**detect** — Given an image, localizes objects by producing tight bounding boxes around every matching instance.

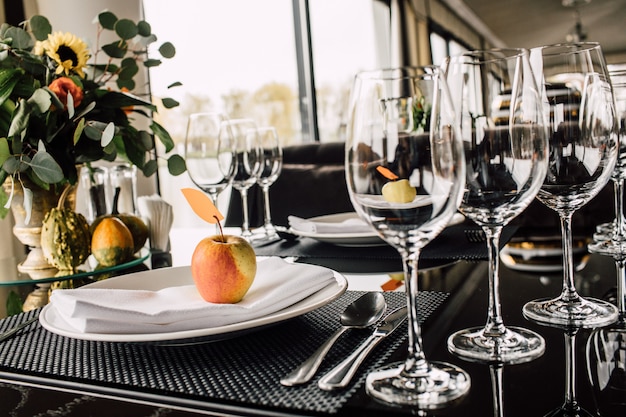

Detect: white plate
[289,212,465,247]
[39,262,348,343]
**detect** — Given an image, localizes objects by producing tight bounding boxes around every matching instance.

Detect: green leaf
[2,155,20,174]
[115,19,138,40]
[142,159,157,177]
[158,42,176,58]
[116,78,135,91]
[29,15,52,41]
[143,58,162,68]
[98,11,118,30]
[0,68,21,108]
[27,88,51,114]
[161,97,179,109]
[0,137,9,166]
[98,90,155,110]
[137,20,151,36]
[102,41,128,59]
[5,26,33,50]
[167,81,183,89]
[137,130,154,151]
[167,154,186,175]
[101,122,115,147]
[29,151,64,183]
[118,57,139,80]
[8,99,31,137]
[84,121,110,140]
[6,291,23,316]
[73,117,85,145]
[150,121,174,152]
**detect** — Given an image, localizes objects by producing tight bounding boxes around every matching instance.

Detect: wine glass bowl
[523,42,619,328]
[184,111,237,207]
[346,66,470,408]
[443,48,548,364]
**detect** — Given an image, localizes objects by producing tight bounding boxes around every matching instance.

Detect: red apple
[190,235,257,303]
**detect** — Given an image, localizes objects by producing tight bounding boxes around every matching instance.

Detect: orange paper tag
[376,165,399,180]
[181,188,224,224]
[381,279,403,291]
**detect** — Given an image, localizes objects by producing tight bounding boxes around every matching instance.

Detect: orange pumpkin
[91,217,135,266]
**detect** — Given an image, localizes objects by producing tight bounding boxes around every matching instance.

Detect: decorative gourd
[90,187,149,253]
[40,185,91,271]
[91,217,135,266]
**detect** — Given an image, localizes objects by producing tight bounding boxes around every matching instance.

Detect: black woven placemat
[0,291,448,415]
[254,224,518,273]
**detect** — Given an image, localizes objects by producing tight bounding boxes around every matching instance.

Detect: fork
[0,316,39,342]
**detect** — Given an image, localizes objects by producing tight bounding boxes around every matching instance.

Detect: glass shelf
[0,248,150,287]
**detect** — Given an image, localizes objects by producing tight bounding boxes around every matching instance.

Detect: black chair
[225,142,355,228]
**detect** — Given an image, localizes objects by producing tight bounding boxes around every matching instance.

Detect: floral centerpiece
[0,11,186,218]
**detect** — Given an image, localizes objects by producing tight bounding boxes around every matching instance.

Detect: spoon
[280,292,386,386]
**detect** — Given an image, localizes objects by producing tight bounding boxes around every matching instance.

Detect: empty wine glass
[346,66,470,408]
[253,126,283,242]
[443,48,548,364]
[227,118,263,240]
[585,67,626,409]
[592,68,626,245]
[184,112,237,227]
[523,42,620,327]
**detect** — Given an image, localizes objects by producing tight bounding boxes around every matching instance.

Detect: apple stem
[214,215,226,242]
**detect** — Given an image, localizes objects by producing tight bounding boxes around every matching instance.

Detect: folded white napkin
[288,214,372,234]
[49,257,335,334]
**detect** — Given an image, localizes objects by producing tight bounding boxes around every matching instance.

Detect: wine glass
[184,112,237,227]
[585,70,626,411]
[345,66,470,408]
[227,118,263,240]
[442,48,548,364]
[252,126,283,242]
[523,42,620,327]
[592,68,626,244]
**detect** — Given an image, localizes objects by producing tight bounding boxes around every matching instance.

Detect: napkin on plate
[288,214,373,234]
[48,257,336,334]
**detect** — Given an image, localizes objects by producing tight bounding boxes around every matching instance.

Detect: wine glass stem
[616,258,626,319]
[489,364,504,417]
[401,252,430,377]
[262,185,275,231]
[614,178,626,238]
[563,329,580,412]
[559,213,581,302]
[239,189,251,236]
[483,226,506,336]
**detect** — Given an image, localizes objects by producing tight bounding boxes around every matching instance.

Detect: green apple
[191,235,257,303]
[381,179,416,203]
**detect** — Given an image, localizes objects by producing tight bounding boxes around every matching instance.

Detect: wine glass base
[543,404,594,417]
[523,297,619,328]
[365,361,470,409]
[447,326,545,364]
[588,238,626,258]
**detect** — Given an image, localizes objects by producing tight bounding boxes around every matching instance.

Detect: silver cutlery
[0,315,39,343]
[318,305,407,391]
[280,292,386,386]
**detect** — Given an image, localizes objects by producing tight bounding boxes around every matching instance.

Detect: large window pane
[143,0,299,226]
[309,0,389,142]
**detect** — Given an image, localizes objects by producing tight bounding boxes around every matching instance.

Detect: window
[142,0,390,227]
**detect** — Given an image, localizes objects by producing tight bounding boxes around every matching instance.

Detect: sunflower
[36,31,90,78]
